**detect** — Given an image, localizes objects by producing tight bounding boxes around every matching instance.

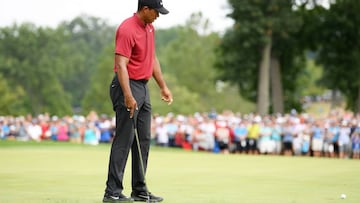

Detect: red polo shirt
[114,14,155,80]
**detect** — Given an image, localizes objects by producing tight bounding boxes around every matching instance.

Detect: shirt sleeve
[114,26,134,58]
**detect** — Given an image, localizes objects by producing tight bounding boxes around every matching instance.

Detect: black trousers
[105,75,151,196]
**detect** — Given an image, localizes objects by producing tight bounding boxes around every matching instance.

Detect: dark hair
[137,0,146,12]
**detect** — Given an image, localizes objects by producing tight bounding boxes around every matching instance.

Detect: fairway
[0,141,359,203]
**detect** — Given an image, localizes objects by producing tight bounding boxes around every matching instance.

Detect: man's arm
[152,56,173,105]
[115,54,137,118]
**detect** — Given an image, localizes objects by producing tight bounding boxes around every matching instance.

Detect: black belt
[114,73,148,84]
[131,79,148,84]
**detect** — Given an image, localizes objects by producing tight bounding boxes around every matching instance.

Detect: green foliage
[1,3,359,116]
[215,28,260,101]
[58,15,115,109]
[160,27,217,95]
[298,59,326,96]
[0,15,116,116]
[0,23,72,115]
[149,73,203,115]
[299,0,360,112]
[81,45,115,115]
[0,74,25,115]
[155,27,179,50]
[319,1,360,112]
[216,0,306,112]
[158,13,249,113]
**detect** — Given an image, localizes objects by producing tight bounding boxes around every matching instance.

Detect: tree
[0,23,72,115]
[81,45,114,115]
[216,0,306,115]
[159,12,251,113]
[0,13,256,116]
[306,0,360,112]
[296,0,360,113]
[0,74,25,115]
[58,15,115,110]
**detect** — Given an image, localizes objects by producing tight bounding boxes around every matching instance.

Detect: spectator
[311,122,325,157]
[323,126,334,158]
[1,119,10,139]
[98,115,112,143]
[247,116,261,155]
[68,117,81,143]
[351,125,360,159]
[282,119,294,156]
[39,114,51,140]
[271,119,283,155]
[338,121,352,159]
[197,117,217,152]
[192,126,215,152]
[259,119,274,155]
[7,120,18,140]
[165,117,178,147]
[27,119,42,142]
[57,119,69,141]
[177,116,193,150]
[155,122,168,147]
[49,117,59,141]
[328,120,340,158]
[233,120,248,154]
[301,122,311,156]
[173,125,186,149]
[292,117,304,156]
[215,118,231,154]
[83,122,99,145]
[17,120,29,141]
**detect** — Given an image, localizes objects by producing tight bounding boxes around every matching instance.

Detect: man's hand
[125,95,137,118]
[161,86,173,105]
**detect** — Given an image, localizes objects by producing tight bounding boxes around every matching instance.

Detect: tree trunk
[330,89,342,109]
[270,56,284,114]
[257,38,272,116]
[330,89,339,109]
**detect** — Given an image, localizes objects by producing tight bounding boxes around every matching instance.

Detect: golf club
[132,118,150,203]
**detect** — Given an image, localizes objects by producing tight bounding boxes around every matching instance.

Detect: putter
[132,118,150,203]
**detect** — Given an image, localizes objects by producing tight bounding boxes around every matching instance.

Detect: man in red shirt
[103,0,172,202]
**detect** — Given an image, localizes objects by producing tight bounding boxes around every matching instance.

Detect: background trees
[156,13,253,115]
[300,0,360,112]
[0,0,359,116]
[0,23,73,115]
[216,0,360,114]
[216,0,307,115]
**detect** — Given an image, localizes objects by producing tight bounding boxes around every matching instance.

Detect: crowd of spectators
[1,109,359,159]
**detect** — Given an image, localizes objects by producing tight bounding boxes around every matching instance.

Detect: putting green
[0,141,359,203]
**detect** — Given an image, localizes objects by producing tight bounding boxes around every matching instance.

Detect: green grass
[1,140,360,203]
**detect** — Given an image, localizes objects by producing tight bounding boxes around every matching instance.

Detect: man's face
[144,7,159,23]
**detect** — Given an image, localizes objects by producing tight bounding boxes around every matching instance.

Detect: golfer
[103,0,172,202]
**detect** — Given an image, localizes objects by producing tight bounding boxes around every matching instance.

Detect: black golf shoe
[103,193,134,202]
[131,191,163,202]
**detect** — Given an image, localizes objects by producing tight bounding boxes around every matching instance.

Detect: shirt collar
[133,13,147,28]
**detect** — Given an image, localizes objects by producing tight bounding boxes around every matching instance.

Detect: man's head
[138,0,169,15]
